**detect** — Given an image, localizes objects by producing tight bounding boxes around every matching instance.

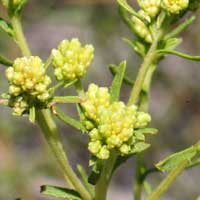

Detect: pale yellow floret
[12,97,28,116]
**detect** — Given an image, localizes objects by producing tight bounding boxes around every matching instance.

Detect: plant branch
[11,16,31,57]
[127,31,163,106]
[11,14,91,200]
[157,49,200,61]
[146,160,188,200]
[0,54,13,66]
[165,16,195,39]
[95,152,118,200]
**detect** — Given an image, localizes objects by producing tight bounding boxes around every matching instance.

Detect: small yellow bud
[97,146,110,160]
[119,144,131,155]
[131,12,153,43]
[139,0,161,18]
[88,141,102,154]
[135,112,151,128]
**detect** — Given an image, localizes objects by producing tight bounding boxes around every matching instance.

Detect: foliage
[0,0,199,200]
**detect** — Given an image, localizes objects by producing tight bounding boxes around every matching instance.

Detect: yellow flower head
[81,84,152,160]
[6,56,51,101]
[162,0,189,14]
[52,38,94,81]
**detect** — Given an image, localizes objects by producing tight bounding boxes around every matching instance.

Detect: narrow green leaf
[0,18,15,38]
[29,106,35,123]
[76,104,86,122]
[123,38,146,57]
[187,158,200,169]
[157,49,200,61]
[52,96,82,104]
[40,185,82,200]
[134,128,158,135]
[54,107,85,132]
[117,0,147,23]
[163,38,182,50]
[109,61,126,102]
[165,16,196,39]
[118,6,136,33]
[64,79,78,88]
[0,54,13,66]
[77,165,94,196]
[156,145,199,172]
[109,64,134,86]
[132,142,150,153]
[135,131,145,141]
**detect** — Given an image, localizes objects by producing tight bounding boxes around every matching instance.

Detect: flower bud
[131,11,153,43]
[138,0,161,18]
[135,112,151,128]
[97,146,110,160]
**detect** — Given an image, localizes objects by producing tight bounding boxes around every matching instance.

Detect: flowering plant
[0,0,200,200]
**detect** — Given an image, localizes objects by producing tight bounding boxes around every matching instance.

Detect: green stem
[11,16,31,57]
[128,31,163,106]
[146,160,188,200]
[139,64,156,111]
[134,154,146,200]
[133,65,157,200]
[37,110,91,200]
[131,37,162,200]
[95,152,118,200]
[11,15,91,200]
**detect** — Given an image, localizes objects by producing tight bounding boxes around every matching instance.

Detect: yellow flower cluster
[139,0,161,18]
[52,38,94,81]
[6,56,51,101]
[10,96,28,116]
[81,84,151,160]
[162,0,189,14]
[5,56,51,116]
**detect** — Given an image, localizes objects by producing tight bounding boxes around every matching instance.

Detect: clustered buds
[131,0,190,43]
[52,38,94,81]
[138,0,161,18]
[5,56,51,115]
[81,84,151,160]
[162,0,189,14]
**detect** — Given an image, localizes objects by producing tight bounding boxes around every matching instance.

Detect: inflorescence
[52,38,94,81]
[131,0,190,43]
[4,56,51,115]
[81,84,151,160]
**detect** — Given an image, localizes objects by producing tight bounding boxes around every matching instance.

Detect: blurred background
[0,0,200,199]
